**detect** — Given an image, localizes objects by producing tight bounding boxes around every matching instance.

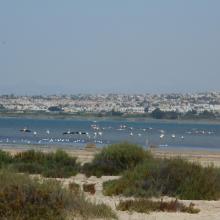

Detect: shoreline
[1,112,220,124]
[151,147,220,167]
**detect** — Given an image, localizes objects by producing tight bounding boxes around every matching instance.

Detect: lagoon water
[0,117,220,151]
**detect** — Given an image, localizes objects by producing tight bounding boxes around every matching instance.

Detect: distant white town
[0,92,220,116]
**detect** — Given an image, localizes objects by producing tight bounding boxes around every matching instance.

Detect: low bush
[0,150,13,168]
[14,149,47,163]
[12,149,80,178]
[117,199,200,214]
[0,170,117,220]
[0,169,72,220]
[103,157,220,200]
[74,200,117,220]
[103,158,162,197]
[82,142,152,177]
[160,158,220,200]
[68,182,80,194]
[83,183,96,195]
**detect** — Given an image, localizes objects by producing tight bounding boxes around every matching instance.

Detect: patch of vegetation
[151,108,180,119]
[0,150,13,168]
[117,199,200,214]
[183,109,217,120]
[48,106,63,112]
[0,170,117,220]
[83,183,96,195]
[103,158,220,200]
[68,182,80,195]
[82,142,152,177]
[78,202,117,220]
[0,104,6,111]
[10,149,80,178]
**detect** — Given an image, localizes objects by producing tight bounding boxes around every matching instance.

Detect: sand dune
[2,146,220,219]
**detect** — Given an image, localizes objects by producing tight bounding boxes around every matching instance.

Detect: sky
[0,0,220,95]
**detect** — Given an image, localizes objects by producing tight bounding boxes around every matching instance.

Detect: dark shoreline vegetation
[0,108,220,122]
[0,142,220,218]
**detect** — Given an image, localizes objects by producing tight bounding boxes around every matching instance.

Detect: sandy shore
[151,147,220,167]
[60,174,220,220]
[2,145,220,167]
[0,144,101,164]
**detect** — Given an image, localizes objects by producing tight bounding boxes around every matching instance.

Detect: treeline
[150,108,217,120]
[98,108,218,120]
[101,108,218,120]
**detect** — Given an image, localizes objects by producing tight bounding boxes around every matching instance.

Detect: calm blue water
[0,117,220,150]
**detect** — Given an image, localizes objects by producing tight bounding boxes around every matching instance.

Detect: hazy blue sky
[0,1,220,94]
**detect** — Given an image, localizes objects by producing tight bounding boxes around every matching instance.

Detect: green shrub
[42,166,78,178]
[103,158,163,197]
[12,150,80,178]
[161,158,220,200]
[0,170,71,220]
[117,199,200,214]
[0,150,13,168]
[14,149,47,163]
[14,162,44,174]
[82,142,152,177]
[103,157,220,200]
[0,170,117,220]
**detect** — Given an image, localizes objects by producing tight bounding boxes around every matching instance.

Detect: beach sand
[61,173,220,220]
[151,147,220,167]
[2,146,220,219]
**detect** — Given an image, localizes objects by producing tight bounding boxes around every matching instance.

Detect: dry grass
[117,199,200,214]
[83,183,96,195]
